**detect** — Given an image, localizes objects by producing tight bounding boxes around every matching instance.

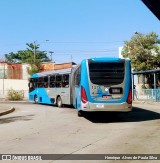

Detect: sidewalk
[0,105,15,116]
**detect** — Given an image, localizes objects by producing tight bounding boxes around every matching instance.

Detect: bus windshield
[88,61,125,86]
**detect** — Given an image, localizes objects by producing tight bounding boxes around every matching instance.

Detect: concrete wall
[0,63,7,79]
[0,79,28,99]
[22,64,30,80]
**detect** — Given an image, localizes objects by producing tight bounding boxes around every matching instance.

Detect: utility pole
[33,41,36,63]
[34,40,50,63]
[3,63,5,95]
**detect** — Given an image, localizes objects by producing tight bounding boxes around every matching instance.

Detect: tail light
[127,89,132,104]
[81,86,88,103]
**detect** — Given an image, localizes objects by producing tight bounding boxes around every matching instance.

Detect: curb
[0,100,29,104]
[0,107,15,116]
[133,101,160,106]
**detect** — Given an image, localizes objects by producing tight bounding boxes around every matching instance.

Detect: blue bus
[28,57,132,116]
[28,68,72,107]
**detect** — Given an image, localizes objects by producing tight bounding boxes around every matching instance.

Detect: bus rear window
[88,62,124,86]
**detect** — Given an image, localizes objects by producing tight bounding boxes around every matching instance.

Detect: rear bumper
[80,101,132,112]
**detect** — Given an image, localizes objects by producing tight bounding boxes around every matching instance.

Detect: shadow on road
[0,115,34,124]
[82,107,160,123]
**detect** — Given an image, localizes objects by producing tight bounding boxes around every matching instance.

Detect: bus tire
[57,96,63,108]
[78,110,83,117]
[34,95,38,104]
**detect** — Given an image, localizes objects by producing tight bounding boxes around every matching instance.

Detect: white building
[118,46,124,58]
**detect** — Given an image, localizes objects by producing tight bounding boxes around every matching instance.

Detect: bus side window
[29,82,32,88]
[29,78,37,89]
[49,75,55,88]
[56,75,62,88]
[62,74,69,88]
[38,77,44,88]
[28,79,32,88]
[33,78,38,88]
[75,66,81,86]
[44,76,48,88]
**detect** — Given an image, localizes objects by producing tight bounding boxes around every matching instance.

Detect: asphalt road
[0,102,160,163]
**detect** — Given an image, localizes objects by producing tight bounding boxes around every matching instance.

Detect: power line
[0,40,123,47]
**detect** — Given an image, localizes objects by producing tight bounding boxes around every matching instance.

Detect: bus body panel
[74,58,132,112]
[28,68,72,106]
[29,87,71,105]
[81,102,132,112]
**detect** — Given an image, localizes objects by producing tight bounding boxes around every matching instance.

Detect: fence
[133,89,160,101]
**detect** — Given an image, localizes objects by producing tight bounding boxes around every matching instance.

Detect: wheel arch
[56,95,63,107]
[34,94,38,103]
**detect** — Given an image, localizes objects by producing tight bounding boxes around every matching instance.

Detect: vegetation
[7,89,24,101]
[5,43,50,75]
[122,32,160,88]
[122,32,160,71]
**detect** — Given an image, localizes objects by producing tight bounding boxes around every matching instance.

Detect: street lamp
[1,59,7,95]
[134,32,144,48]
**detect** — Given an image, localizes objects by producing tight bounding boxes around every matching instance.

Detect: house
[40,62,77,72]
[0,61,77,79]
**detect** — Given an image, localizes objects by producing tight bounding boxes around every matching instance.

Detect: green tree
[5,43,50,75]
[122,32,160,88]
[122,32,160,71]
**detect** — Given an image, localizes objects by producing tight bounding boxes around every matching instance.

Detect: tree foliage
[5,43,50,75]
[122,32,160,72]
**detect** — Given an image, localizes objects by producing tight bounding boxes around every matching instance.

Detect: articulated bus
[28,57,132,116]
[28,68,72,107]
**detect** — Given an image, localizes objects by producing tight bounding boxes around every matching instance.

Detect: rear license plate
[103,95,111,99]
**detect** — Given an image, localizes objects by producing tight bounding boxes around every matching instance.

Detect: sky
[0,0,159,64]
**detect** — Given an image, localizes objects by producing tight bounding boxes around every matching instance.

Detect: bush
[7,89,24,101]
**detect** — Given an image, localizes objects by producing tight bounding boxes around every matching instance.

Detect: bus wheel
[34,95,38,104]
[78,111,83,117]
[57,96,63,108]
